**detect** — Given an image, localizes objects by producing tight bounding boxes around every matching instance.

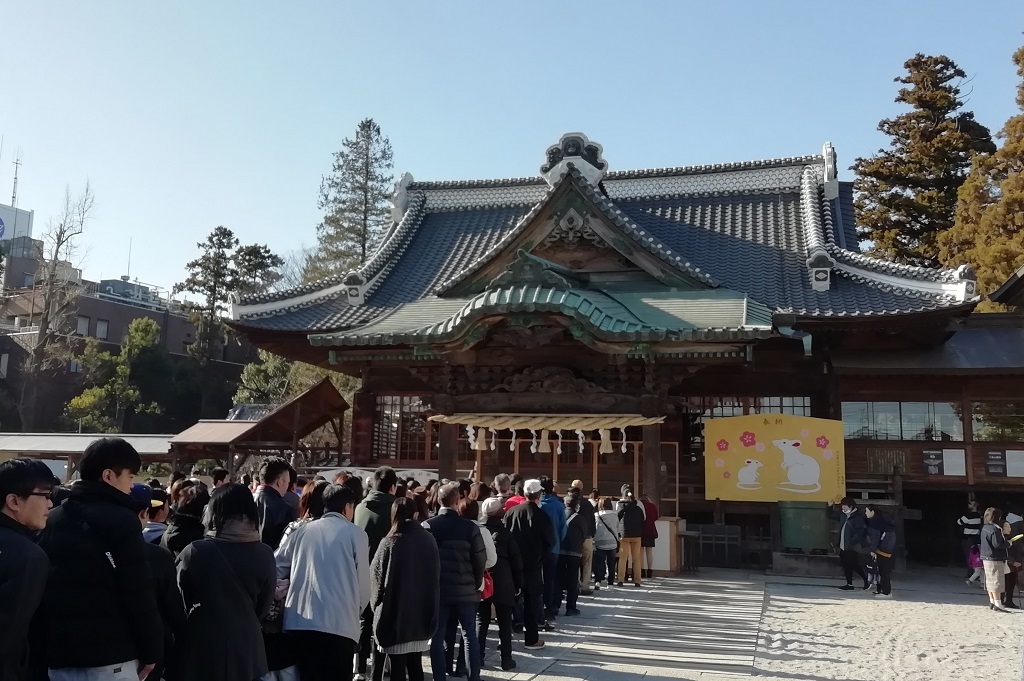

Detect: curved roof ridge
[235,193,427,307]
[799,165,826,256]
[432,171,573,295]
[405,154,825,192]
[568,167,718,287]
[824,244,966,284]
[606,154,824,180]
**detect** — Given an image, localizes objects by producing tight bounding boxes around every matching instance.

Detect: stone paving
[441,575,766,680]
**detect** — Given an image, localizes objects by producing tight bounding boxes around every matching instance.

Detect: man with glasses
[0,458,60,681]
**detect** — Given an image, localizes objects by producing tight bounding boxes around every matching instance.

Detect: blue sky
[2,2,1021,296]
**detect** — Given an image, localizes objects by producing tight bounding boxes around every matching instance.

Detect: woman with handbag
[173,483,277,681]
[864,505,896,599]
[593,497,620,587]
[980,506,1011,612]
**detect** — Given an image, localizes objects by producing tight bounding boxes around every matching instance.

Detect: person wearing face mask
[826,497,869,591]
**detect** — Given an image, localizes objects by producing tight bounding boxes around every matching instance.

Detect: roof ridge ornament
[541,132,607,187]
[390,172,414,223]
[822,142,839,200]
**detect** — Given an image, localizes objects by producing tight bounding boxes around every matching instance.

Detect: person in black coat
[370,497,440,681]
[864,505,897,598]
[37,439,162,681]
[128,483,186,681]
[255,457,297,550]
[478,497,523,671]
[503,479,554,649]
[826,497,870,591]
[616,492,646,587]
[0,459,58,681]
[422,482,487,681]
[173,483,277,681]
[161,485,210,556]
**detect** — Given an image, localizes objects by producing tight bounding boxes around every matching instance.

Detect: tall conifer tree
[308,118,394,280]
[940,46,1024,307]
[852,54,995,267]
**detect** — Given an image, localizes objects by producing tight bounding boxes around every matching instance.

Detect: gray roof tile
[233,153,973,334]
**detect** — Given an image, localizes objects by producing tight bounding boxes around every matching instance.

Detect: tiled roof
[231,142,978,336]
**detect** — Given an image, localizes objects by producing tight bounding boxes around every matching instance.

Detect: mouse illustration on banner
[736,459,763,490]
[774,439,822,493]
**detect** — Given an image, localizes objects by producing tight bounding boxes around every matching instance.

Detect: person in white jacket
[275,484,370,681]
[593,497,621,587]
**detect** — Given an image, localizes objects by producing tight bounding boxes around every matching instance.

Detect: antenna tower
[11,155,21,207]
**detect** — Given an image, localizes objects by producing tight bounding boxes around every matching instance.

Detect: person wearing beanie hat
[503,479,554,650]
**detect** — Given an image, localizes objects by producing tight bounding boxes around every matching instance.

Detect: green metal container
[778,501,832,554]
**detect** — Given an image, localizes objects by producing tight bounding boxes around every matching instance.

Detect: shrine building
[229,133,1024,567]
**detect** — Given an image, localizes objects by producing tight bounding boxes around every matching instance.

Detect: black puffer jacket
[0,513,49,681]
[422,508,486,605]
[560,511,587,557]
[483,517,524,607]
[569,494,596,539]
[618,499,645,539]
[37,481,162,669]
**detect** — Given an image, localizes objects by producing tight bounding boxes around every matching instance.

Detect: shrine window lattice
[373,396,429,460]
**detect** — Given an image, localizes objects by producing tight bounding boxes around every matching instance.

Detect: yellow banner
[704,414,845,502]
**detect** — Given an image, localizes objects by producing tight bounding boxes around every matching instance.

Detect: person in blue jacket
[537,477,566,620]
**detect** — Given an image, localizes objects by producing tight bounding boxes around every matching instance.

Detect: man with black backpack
[37,438,162,681]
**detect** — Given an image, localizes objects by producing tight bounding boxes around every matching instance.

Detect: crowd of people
[0,439,662,681]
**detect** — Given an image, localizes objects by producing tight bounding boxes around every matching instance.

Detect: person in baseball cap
[129,482,164,513]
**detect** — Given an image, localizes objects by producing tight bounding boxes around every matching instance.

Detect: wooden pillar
[438,422,458,482]
[350,391,375,466]
[290,402,302,468]
[642,423,663,504]
[893,470,907,571]
[227,446,236,476]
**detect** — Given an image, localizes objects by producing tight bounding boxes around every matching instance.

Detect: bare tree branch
[18,182,93,430]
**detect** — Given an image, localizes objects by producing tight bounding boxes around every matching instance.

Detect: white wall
[0,203,34,240]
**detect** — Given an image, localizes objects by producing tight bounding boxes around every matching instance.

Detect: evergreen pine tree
[308,118,394,279]
[175,226,239,365]
[940,46,1024,308]
[852,54,995,267]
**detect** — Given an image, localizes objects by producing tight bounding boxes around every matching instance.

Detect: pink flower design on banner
[716,439,729,451]
[800,429,810,437]
[723,471,731,479]
[739,431,757,447]
[816,436,830,449]
[714,458,725,468]
[755,442,766,452]
[823,449,834,460]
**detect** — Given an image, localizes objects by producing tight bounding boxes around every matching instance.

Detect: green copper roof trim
[312,285,774,348]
